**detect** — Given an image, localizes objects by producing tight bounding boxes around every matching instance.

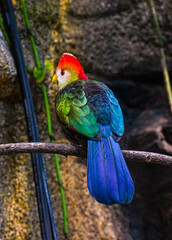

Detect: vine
[0,14,10,45]
[148,0,172,115]
[20,0,68,238]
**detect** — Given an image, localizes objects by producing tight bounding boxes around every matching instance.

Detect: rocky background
[0,0,172,239]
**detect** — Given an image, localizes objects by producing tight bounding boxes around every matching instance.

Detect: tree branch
[0,142,171,166]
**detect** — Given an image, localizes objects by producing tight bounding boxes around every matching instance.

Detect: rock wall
[0,0,172,239]
[0,30,18,99]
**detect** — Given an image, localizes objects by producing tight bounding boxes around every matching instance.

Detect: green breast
[56,80,99,138]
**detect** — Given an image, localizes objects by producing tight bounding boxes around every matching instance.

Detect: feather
[87,135,134,204]
[54,53,134,205]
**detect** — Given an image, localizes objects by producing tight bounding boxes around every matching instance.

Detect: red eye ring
[61,70,65,76]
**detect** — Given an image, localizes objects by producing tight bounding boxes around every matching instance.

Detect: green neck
[59,70,78,90]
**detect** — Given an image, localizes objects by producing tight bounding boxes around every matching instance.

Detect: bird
[52,53,134,205]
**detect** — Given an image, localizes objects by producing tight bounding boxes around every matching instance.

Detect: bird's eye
[61,70,65,76]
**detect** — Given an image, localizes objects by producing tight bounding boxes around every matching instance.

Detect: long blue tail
[87,136,134,204]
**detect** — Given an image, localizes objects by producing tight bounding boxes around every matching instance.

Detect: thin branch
[0,142,84,156]
[0,142,172,167]
[122,150,172,166]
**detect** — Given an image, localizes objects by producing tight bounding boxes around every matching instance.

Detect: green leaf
[26,66,32,73]
[33,66,46,83]
[44,59,54,73]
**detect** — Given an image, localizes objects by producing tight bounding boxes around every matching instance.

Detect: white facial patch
[56,69,71,89]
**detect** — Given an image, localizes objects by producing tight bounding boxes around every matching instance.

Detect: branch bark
[0,142,172,166]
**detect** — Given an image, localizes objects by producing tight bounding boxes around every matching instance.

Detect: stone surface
[0,0,172,239]
[0,30,18,99]
[57,0,172,80]
[0,101,41,239]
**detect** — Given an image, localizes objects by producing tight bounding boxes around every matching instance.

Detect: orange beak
[52,74,58,83]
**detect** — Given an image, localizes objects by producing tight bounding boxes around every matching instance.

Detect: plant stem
[53,147,68,236]
[20,0,41,68]
[41,83,53,136]
[149,0,172,114]
[41,83,68,236]
[0,14,10,45]
[160,48,172,113]
[20,0,68,236]
[29,35,41,68]
[26,66,32,73]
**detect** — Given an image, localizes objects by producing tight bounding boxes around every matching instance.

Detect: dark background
[0,0,172,239]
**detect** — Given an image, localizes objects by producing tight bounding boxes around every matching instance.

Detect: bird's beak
[52,74,58,83]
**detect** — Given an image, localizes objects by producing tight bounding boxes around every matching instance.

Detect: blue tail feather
[87,136,134,205]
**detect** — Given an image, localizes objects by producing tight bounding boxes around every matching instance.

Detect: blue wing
[97,82,124,138]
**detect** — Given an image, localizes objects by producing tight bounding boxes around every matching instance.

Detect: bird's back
[56,80,124,139]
